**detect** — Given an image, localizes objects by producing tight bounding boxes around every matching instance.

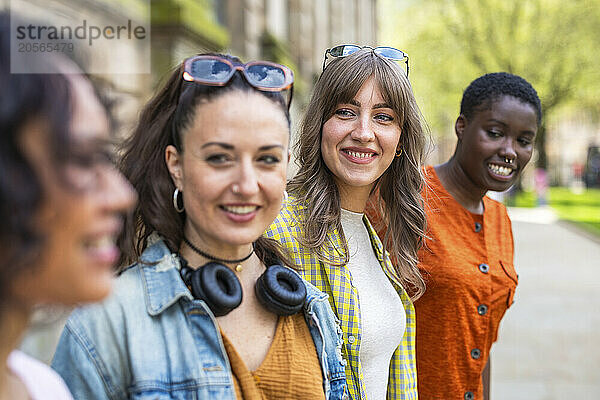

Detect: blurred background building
[2,0,378,138]
[150,0,378,141]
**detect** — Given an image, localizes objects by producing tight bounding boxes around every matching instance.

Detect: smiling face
[11,75,137,306]
[166,90,289,255]
[321,76,401,206]
[456,95,538,192]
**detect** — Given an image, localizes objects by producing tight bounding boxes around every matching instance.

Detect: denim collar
[138,234,193,316]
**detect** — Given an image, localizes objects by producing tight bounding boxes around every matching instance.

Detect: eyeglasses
[322,45,409,76]
[182,55,295,108]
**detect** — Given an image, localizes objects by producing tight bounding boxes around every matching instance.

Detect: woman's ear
[165,145,183,189]
[288,150,291,163]
[455,115,467,142]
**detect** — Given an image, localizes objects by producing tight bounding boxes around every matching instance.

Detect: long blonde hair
[288,49,427,300]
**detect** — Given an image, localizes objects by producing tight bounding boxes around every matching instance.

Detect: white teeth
[346,151,374,159]
[488,163,513,176]
[223,205,257,214]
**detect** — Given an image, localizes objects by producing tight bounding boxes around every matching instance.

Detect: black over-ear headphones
[179,257,307,317]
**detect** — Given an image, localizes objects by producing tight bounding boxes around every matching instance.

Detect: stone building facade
[3,0,378,133]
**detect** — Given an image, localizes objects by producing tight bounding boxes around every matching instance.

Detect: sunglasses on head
[182,55,295,109]
[322,44,409,76]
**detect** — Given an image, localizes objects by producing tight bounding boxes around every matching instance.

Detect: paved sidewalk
[491,208,600,399]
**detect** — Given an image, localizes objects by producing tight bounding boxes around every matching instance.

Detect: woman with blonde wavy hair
[266,45,427,400]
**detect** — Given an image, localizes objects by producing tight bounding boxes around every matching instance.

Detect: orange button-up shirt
[366,166,518,400]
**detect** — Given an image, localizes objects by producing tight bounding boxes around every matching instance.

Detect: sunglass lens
[374,47,406,60]
[246,64,286,88]
[329,45,361,57]
[190,58,232,82]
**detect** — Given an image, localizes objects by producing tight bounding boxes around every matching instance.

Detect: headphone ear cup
[255,265,307,316]
[188,262,243,317]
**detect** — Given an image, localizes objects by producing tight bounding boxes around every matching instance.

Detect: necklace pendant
[235,264,243,272]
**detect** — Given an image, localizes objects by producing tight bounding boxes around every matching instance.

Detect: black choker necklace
[182,236,254,272]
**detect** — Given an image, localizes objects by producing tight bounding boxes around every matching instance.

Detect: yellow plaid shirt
[265,196,418,400]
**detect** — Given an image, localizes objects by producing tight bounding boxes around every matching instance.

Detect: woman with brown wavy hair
[266,46,427,400]
[52,53,347,399]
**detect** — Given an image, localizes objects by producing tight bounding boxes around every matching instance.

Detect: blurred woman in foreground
[0,12,136,400]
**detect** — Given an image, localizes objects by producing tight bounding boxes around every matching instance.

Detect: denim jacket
[52,236,347,400]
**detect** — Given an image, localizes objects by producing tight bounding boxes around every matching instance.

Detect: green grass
[509,187,600,237]
[509,189,536,208]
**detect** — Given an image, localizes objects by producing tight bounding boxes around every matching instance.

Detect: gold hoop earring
[395,147,403,158]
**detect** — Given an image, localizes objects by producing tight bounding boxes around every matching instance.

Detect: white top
[340,208,406,400]
[7,350,73,400]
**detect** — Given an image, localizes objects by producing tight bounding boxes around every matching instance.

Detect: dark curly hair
[460,72,542,124]
[0,12,74,304]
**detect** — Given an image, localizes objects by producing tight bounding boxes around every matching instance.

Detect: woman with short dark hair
[367,72,542,400]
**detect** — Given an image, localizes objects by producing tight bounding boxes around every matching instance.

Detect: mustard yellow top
[221,313,326,400]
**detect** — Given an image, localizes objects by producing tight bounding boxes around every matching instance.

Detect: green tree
[381,0,600,168]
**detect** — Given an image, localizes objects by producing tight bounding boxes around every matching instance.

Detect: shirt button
[347,335,355,344]
[474,222,482,232]
[477,304,488,315]
[478,263,489,273]
[464,391,474,400]
[471,348,481,359]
